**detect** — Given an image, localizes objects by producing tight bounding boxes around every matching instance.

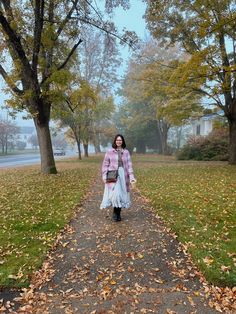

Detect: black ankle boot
[113,207,118,221]
[116,208,121,221]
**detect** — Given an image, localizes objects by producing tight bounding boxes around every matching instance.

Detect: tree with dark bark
[0,0,83,173]
[145,0,236,164]
[0,0,135,173]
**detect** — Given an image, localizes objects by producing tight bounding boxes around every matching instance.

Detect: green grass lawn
[133,154,236,287]
[0,156,101,288]
[1,154,235,289]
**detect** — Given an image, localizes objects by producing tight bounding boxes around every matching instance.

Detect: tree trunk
[92,128,101,154]
[33,102,57,174]
[157,120,170,155]
[128,145,135,154]
[94,143,101,154]
[176,127,182,150]
[75,137,82,160]
[84,143,89,157]
[154,123,162,153]
[5,135,8,155]
[157,121,163,154]
[70,125,82,160]
[228,116,236,164]
[161,134,168,155]
[136,140,146,153]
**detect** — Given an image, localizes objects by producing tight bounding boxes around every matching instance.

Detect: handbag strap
[117,149,123,167]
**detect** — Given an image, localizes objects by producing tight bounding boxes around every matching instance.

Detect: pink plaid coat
[102,148,135,192]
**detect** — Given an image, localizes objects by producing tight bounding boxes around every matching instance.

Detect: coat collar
[112,148,125,153]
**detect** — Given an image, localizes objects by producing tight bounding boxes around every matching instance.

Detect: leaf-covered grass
[1,153,235,289]
[0,156,101,288]
[134,154,236,287]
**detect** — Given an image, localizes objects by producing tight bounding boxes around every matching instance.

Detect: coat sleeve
[126,150,135,181]
[102,152,110,181]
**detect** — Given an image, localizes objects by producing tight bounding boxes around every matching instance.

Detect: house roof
[191,110,224,122]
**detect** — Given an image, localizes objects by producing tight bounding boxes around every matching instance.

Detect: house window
[196,124,201,135]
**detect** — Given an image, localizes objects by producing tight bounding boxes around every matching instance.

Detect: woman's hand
[130,178,136,188]
[103,178,107,184]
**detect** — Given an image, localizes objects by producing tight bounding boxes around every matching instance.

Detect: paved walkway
[3,178,221,313]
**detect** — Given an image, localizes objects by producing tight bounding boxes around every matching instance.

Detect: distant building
[17,126,35,149]
[190,111,225,137]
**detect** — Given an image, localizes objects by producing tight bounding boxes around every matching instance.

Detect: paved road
[14,178,219,313]
[0,152,77,168]
[0,153,41,168]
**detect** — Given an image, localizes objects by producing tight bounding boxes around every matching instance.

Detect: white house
[190,111,225,137]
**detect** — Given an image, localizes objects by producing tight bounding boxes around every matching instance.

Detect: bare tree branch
[0,10,32,72]
[84,0,104,24]
[0,0,14,21]
[55,0,79,40]
[40,39,83,85]
[0,64,24,95]
[76,16,135,48]
[57,39,83,71]
[191,87,224,108]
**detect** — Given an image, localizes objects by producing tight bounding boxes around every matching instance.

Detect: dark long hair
[112,134,126,149]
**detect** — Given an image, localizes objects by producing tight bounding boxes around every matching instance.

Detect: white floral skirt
[100,167,131,209]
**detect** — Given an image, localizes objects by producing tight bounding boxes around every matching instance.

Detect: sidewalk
[7,178,221,313]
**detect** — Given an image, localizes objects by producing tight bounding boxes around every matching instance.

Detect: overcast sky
[0,0,147,127]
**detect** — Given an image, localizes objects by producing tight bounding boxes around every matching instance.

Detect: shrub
[176,145,201,160]
[176,128,229,161]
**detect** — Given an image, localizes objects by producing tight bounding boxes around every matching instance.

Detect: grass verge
[134,154,236,287]
[0,156,101,288]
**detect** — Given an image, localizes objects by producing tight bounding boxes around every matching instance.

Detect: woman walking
[100,134,136,221]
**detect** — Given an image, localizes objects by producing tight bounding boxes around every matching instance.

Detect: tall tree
[115,100,161,153]
[122,39,202,154]
[0,118,19,154]
[79,27,121,95]
[52,78,97,160]
[90,96,116,153]
[0,0,135,173]
[145,0,236,164]
[77,27,121,152]
[0,0,82,173]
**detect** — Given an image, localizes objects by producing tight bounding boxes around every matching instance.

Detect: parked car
[54,148,66,156]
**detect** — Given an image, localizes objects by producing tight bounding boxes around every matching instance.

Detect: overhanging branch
[76,16,136,48]
[55,0,79,40]
[57,39,83,71]
[0,10,32,72]
[191,87,224,107]
[0,64,24,95]
[40,39,83,85]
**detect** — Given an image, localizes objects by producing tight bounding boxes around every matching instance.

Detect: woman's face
[116,136,123,148]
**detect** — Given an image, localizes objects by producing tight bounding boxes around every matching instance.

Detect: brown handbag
[106,170,118,183]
